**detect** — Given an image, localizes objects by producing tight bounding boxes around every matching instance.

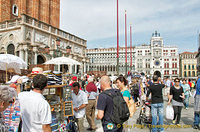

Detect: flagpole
[130,24,132,71]
[117,0,119,75]
[125,10,127,77]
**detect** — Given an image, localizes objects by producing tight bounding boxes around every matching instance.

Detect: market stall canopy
[44,57,81,65]
[0,54,27,74]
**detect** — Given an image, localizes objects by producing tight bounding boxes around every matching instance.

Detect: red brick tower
[0,0,60,28]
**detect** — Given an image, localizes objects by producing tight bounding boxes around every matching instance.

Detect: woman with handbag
[168,78,184,126]
[116,76,135,132]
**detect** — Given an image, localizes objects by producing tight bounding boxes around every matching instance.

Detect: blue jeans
[151,103,164,132]
[194,112,200,126]
[184,94,189,108]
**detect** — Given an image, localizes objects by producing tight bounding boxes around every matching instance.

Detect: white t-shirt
[166,80,171,87]
[72,90,88,118]
[18,91,52,132]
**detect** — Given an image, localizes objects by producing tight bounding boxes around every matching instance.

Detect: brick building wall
[0,0,11,22]
[0,0,60,28]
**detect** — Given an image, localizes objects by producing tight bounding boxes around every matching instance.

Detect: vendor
[72,82,88,132]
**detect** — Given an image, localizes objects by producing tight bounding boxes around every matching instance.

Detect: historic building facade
[87,31,179,78]
[135,31,179,79]
[196,34,200,76]
[179,52,197,79]
[87,47,135,75]
[0,0,88,74]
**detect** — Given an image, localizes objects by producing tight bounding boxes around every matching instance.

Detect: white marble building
[87,47,135,75]
[135,31,179,78]
[0,14,89,74]
[87,31,179,78]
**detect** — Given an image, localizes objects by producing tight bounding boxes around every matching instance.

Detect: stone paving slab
[83,93,198,132]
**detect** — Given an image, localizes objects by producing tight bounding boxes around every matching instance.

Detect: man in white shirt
[18,74,52,132]
[72,82,88,132]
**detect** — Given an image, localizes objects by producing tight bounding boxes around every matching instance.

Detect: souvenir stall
[42,70,74,132]
[42,56,82,131]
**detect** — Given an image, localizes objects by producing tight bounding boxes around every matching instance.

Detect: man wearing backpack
[96,76,129,132]
[146,75,165,132]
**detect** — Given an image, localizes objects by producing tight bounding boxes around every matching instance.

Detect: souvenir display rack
[43,84,73,131]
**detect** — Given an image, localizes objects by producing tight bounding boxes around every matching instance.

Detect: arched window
[7,44,15,55]
[192,71,195,77]
[188,71,191,77]
[37,55,45,64]
[184,71,186,77]
[12,5,18,16]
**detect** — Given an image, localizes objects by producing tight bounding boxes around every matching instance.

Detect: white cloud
[60,0,200,51]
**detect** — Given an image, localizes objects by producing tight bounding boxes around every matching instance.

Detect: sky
[60,0,200,53]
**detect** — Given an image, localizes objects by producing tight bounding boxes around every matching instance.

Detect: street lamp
[53,38,62,58]
[66,45,71,55]
[56,37,60,46]
[41,38,71,58]
[44,46,50,54]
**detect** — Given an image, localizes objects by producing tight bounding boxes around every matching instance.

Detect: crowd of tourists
[0,69,200,132]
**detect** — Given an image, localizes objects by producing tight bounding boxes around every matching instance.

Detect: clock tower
[150,31,164,77]
[150,31,163,47]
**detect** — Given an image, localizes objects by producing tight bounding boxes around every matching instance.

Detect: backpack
[103,89,130,124]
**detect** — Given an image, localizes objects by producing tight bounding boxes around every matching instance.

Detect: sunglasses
[175,81,180,82]
[8,99,14,104]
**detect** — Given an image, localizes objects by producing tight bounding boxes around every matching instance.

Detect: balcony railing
[0,14,87,47]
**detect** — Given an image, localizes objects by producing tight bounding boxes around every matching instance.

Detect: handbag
[166,105,174,120]
[128,96,136,117]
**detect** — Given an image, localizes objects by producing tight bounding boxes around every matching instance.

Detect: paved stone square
[83,91,199,132]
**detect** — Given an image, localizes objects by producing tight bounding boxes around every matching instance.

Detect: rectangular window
[167,71,169,75]
[192,65,194,70]
[184,65,187,70]
[188,65,191,70]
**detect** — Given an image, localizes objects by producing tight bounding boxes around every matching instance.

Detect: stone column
[87,64,89,72]
[69,65,72,74]
[58,65,60,72]
[48,34,51,47]
[21,15,26,42]
[75,64,77,74]
[84,62,86,73]
[32,28,35,44]
[24,49,28,69]
[34,52,38,64]
[19,50,23,60]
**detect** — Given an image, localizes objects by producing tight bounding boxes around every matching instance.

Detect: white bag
[192,90,196,98]
[166,105,174,120]
[189,91,192,97]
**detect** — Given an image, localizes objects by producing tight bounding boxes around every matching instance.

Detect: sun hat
[31,67,43,74]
